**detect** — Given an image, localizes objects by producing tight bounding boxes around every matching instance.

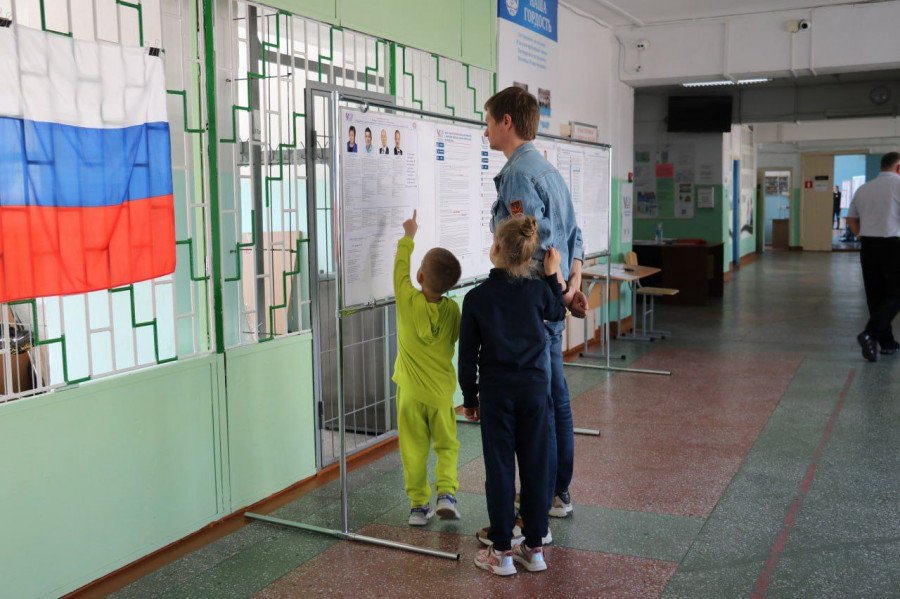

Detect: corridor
[110,252,899,598]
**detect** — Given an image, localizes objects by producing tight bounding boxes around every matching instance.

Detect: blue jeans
[544,319,574,504]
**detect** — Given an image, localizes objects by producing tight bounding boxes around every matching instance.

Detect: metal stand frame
[246,85,463,561]
[456,415,600,436]
[579,278,626,362]
[563,146,671,378]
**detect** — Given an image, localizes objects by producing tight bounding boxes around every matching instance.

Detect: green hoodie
[392,237,461,408]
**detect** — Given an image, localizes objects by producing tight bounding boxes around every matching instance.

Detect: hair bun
[519,216,537,238]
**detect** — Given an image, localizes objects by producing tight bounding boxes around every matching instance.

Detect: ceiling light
[736,78,771,84]
[681,80,734,88]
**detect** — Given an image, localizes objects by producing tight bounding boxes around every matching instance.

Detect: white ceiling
[562,0,889,27]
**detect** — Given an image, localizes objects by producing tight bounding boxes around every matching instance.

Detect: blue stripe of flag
[0,117,172,208]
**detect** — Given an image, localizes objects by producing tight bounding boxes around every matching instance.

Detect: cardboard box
[1,351,33,395]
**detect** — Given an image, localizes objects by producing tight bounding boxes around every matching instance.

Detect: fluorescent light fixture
[736,78,771,84]
[682,80,734,87]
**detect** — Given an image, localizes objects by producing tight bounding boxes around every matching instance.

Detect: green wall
[608,177,632,320]
[0,357,225,599]
[268,0,496,70]
[225,336,317,509]
[0,335,316,598]
[791,188,801,247]
[634,185,725,245]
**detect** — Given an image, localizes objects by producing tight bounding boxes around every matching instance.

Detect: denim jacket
[491,142,584,280]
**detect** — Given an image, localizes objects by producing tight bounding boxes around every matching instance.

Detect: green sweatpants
[396,388,460,507]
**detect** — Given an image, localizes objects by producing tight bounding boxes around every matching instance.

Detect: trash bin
[1,325,34,395]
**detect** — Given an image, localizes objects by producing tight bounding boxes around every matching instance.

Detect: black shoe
[880,341,900,355]
[857,332,878,362]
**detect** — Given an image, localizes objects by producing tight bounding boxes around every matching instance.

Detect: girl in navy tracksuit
[459,215,567,576]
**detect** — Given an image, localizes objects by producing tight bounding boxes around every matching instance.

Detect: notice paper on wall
[672,145,696,184]
[676,183,695,219]
[621,182,633,243]
[655,162,675,179]
[698,163,716,184]
[697,186,715,209]
[656,185,675,218]
[636,191,658,219]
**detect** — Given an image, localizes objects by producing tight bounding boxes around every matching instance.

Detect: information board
[338,107,610,308]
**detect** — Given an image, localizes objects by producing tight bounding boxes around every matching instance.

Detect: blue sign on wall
[498,0,558,42]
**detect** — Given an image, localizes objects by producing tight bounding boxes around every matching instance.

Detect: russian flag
[0,25,175,304]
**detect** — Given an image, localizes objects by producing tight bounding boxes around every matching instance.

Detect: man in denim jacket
[486,86,588,521]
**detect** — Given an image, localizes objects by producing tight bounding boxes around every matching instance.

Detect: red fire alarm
[628,171,634,183]
[804,180,813,189]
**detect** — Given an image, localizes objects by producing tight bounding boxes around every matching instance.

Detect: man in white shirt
[846,151,900,361]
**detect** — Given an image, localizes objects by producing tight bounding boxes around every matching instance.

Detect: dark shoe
[880,341,900,355]
[857,332,878,362]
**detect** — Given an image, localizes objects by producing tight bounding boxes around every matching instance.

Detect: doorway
[832,154,866,251]
[799,152,835,251]
[760,169,792,250]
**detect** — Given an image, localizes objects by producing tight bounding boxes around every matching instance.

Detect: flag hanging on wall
[0,24,175,304]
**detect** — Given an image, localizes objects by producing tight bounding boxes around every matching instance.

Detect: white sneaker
[512,543,548,572]
[408,504,433,526]
[549,492,573,518]
[475,547,517,576]
[435,493,461,520]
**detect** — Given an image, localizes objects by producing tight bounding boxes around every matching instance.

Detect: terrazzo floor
[111,251,899,598]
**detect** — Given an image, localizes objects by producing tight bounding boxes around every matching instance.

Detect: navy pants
[545,319,574,503]
[480,388,550,551]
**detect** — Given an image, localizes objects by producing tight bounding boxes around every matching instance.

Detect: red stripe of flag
[0,194,176,303]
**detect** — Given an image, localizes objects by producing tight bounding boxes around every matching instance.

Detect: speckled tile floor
[112,252,900,598]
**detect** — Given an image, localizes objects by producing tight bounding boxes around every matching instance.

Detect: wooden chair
[624,252,679,340]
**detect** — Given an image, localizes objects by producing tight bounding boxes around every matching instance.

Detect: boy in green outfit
[393,210,463,526]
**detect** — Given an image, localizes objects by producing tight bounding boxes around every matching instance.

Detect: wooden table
[633,241,724,306]
[580,263,661,356]
[564,262,672,377]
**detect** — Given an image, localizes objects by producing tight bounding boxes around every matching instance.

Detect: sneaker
[476,518,552,546]
[549,491,574,518]
[476,525,522,547]
[474,547,517,576]
[435,493,461,520]
[408,504,433,526]
[511,543,548,572]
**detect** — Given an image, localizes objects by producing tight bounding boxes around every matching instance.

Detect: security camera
[798,20,810,30]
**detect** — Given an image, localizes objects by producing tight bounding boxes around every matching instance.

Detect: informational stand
[335,111,613,309]
[246,86,461,561]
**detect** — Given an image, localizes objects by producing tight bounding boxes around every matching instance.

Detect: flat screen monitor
[667,96,733,133]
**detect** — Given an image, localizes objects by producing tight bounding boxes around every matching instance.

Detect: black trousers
[480,387,550,551]
[860,237,900,345]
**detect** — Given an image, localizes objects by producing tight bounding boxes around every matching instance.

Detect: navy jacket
[458,269,567,408]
